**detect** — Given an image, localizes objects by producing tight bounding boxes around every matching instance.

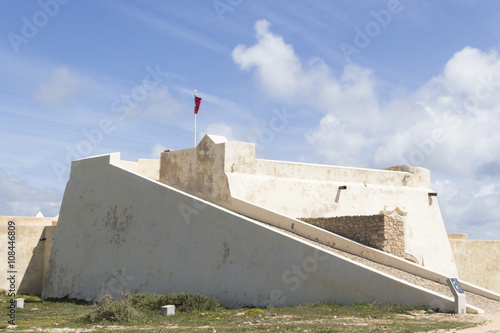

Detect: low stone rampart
[449,234,500,294]
[300,215,405,258]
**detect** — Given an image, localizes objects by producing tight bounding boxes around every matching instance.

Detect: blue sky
[1,0,500,239]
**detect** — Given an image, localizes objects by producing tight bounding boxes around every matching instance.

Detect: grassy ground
[0,293,484,332]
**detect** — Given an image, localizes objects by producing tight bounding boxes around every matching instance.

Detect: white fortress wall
[42,152,464,312]
[160,135,458,277]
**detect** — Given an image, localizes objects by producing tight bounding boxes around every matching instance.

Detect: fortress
[2,135,500,313]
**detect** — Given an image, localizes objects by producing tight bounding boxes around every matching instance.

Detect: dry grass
[0,294,485,332]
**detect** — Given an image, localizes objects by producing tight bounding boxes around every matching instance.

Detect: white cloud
[204,123,235,141]
[150,143,167,159]
[0,168,61,217]
[233,20,380,166]
[373,47,500,175]
[434,178,500,239]
[111,2,227,54]
[438,47,500,97]
[233,20,302,100]
[34,66,94,106]
[0,168,59,202]
[232,20,500,238]
[232,20,500,174]
[432,179,459,202]
[134,85,184,123]
[233,20,380,118]
[307,114,372,166]
[474,184,500,199]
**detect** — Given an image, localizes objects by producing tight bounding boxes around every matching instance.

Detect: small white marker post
[161,305,175,316]
[14,298,24,308]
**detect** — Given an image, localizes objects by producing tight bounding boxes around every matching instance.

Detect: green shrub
[83,292,221,322]
[127,292,220,313]
[84,300,140,323]
[43,296,92,305]
[127,293,163,312]
[353,301,373,309]
[388,304,416,314]
[158,292,220,312]
[22,295,41,303]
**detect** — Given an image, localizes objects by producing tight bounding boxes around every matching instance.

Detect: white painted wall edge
[228,196,500,304]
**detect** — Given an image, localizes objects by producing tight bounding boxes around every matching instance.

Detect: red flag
[194,96,202,114]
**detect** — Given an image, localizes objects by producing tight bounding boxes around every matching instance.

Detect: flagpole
[194,90,197,147]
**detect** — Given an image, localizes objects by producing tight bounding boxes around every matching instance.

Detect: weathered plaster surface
[159,134,231,203]
[0,217,56,295]
[42,152,459,311]
[449,234,500,294]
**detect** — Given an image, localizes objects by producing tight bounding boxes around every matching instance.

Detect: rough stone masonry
[299,214,406,258]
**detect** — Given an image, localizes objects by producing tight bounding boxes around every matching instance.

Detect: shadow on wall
[18,226,55,295]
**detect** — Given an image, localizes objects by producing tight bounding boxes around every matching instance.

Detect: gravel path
[255,219,500,313]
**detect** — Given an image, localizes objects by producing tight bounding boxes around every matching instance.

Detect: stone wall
[299,215,405,258]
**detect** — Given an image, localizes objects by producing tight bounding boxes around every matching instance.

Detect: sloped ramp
[42,153,483,312]
[224,197,500,312]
